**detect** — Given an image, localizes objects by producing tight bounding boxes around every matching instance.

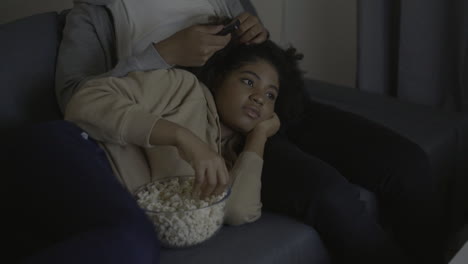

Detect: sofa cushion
[160,211,330,264]
[0,12,62,137]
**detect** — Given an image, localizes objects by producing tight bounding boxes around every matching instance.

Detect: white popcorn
[135,176,228,248]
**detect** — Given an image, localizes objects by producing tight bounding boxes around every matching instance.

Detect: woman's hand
[154,24,231,67]
[176,129,230,199]
[243,113,280,158]
[250,113,281,139]
[235,12,269,45]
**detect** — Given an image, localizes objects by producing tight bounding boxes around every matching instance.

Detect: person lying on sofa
[64,39,294,226]
[55,0,445,263]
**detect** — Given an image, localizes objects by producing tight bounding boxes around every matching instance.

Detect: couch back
[0,12,64,137]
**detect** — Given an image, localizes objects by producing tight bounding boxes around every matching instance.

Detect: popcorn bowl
[134,175,230,249]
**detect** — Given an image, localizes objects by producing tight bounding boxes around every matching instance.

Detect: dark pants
[261,102,444,264]
[3,121,160,264]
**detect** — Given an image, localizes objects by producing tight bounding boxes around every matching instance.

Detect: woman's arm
[224,151,263,226]
[55,3,171,113]
[224,114,280,226]
[65,69,230,198]
[64,69,204,147]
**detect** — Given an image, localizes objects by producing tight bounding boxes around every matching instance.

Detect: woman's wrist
[149,119,188,146]
[243,131,268,158]
[153,40,176,66]
[174,125,193,149]
[248,128,269,141]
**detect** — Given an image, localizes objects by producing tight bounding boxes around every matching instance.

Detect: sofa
[1,1,467,263]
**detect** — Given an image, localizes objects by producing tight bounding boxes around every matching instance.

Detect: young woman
[4,40,303,264]
[63,40,300,226]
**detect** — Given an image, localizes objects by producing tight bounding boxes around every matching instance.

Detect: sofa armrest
[304,78,468,232]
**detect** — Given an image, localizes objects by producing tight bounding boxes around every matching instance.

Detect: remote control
[216,19,240,36]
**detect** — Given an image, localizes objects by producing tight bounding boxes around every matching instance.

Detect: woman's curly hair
[186,38,307,129]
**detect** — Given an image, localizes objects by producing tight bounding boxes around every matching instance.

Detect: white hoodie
[107,0,244,61]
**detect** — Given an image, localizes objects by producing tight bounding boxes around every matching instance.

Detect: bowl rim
[134,175,231,214]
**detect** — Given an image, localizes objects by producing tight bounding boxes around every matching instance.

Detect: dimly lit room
[1,0,467,263]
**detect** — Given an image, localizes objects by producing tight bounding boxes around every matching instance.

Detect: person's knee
[378,143,444,235]
[393,143,431,182]
[380,144,437,205]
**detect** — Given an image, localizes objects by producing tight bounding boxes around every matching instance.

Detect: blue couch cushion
[0,12,62,136]
[160,212,331,264]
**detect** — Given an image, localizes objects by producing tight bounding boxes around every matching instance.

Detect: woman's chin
[225,118,257,135]
[230,124,253,135]
[240,125,257,135]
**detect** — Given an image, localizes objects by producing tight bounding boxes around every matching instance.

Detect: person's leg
[3,121,160,264]
[261,133,408,264]
[287,102,444,264]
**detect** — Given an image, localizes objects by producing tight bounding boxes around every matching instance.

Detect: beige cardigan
[65,68,262,225]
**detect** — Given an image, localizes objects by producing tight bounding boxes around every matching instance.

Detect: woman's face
[214,59,279,134]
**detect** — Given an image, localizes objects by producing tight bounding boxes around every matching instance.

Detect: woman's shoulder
[137,68,198,83]
[125,68,206,97]
[163,68,206,90]
[168,68,198,79]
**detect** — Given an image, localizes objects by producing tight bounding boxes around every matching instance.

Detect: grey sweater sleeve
[55,3,170,113]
